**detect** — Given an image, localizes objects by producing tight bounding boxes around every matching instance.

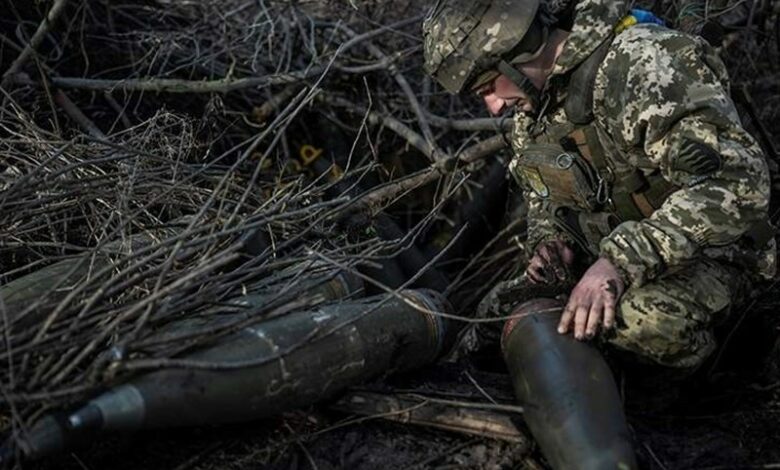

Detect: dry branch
[352,133,511,212]
[332,391,529,444]
[0,0,70,87]
[0,2,777,468]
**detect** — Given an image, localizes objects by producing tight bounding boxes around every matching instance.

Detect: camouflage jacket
[508,0,776,287]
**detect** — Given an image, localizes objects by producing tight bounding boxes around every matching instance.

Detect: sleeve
[524,189,574,254]
[597,29,771,287]
[508,113,574,256]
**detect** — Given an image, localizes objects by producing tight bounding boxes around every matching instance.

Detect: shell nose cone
[13,404,105,461]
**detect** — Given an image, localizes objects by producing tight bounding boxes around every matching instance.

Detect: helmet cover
[423,0,542,94]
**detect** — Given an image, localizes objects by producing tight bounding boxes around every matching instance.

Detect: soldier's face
[475,74,533,115]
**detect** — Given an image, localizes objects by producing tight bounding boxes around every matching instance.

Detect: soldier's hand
[558,257,624,340]
[526,240,574,284]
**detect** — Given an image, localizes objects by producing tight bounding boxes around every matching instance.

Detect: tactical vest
[512,32,776,257]
[511,35,679,255]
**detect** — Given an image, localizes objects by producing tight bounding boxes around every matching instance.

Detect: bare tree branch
[1,0,70,87]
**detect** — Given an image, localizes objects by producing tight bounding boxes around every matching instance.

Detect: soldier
[423,0,776,468]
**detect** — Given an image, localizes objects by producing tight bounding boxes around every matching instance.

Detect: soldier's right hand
[526,240,574,284]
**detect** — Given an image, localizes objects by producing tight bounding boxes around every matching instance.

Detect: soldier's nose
[483,94,505,116]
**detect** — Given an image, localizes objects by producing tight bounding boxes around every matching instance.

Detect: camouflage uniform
[501,0,776,369]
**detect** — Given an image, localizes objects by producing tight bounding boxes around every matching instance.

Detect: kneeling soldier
[423,0,776,468]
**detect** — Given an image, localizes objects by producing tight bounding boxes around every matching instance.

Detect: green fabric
[508,0,775,287]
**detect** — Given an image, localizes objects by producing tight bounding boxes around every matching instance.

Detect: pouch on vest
[513,143,601,211]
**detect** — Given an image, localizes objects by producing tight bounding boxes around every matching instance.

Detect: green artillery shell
[0,232,167,329]
[502,298,637,470]
[19,289,453,459]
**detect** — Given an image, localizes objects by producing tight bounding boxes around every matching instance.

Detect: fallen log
[331,390,529,445]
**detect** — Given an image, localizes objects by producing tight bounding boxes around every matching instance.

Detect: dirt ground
[31,302,780,470]
[3,1,780,469]
[29,379,780,469]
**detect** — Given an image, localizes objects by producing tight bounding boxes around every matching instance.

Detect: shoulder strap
[498,60,542,110]
[564,36,614,125]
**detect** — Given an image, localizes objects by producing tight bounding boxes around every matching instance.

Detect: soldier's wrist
[597,252,631,289]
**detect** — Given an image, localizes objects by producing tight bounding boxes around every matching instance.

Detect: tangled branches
[0,0,524,435]
[0,0,778,456]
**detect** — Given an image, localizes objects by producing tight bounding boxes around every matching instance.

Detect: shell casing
[18,289,454,460]
[118,289,452,428]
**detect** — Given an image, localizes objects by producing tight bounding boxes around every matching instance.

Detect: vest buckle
[595,175,610,206]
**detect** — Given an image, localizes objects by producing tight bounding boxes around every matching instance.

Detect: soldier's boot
[501,298,638,470]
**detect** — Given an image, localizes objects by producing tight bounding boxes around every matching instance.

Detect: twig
[8,68,326,94]
[383,388,534,468]
[425,113,514,132]
[253,84,305,124]
[642,442,669,470]
[49,250,241,384]
[334,48,413,73]
[463,370,500,406]
[319,93,434,158]
[102,91,132,130]
[7,16,423,94]
[1,0,70,87]
[337,24,445,162]
[353,133,510,212]
[53,90,106,139]
[284,422,320,470]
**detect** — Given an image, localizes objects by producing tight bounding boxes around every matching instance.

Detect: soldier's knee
[607,289,716,369]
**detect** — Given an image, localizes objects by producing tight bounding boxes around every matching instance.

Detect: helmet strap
[497,60,541,112]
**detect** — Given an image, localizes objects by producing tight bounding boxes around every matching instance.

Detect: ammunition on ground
[0,232,172,329]
[14,289,455,461]
[133,267,366,350]
[1,254,110,329]
[501,298,637,470]
[237,265,365,311]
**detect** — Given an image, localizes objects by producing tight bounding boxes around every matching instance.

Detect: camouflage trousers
[461,257,751,370]
[609,257,752,369]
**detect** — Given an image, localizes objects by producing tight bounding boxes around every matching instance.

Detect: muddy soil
[32,303,780,470]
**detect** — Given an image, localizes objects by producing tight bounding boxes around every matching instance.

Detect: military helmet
[423,0,546,94]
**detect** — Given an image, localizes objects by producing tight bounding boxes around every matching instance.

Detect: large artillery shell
[0,232,168,329]
[133,267,365,350]
[19,289,454,459]
[501,298,637,470]
[239,266,364,310]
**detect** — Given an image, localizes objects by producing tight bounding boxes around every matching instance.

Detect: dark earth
[3,1,780,469]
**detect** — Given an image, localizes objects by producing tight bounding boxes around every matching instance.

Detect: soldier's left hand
[558,257,625,340]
